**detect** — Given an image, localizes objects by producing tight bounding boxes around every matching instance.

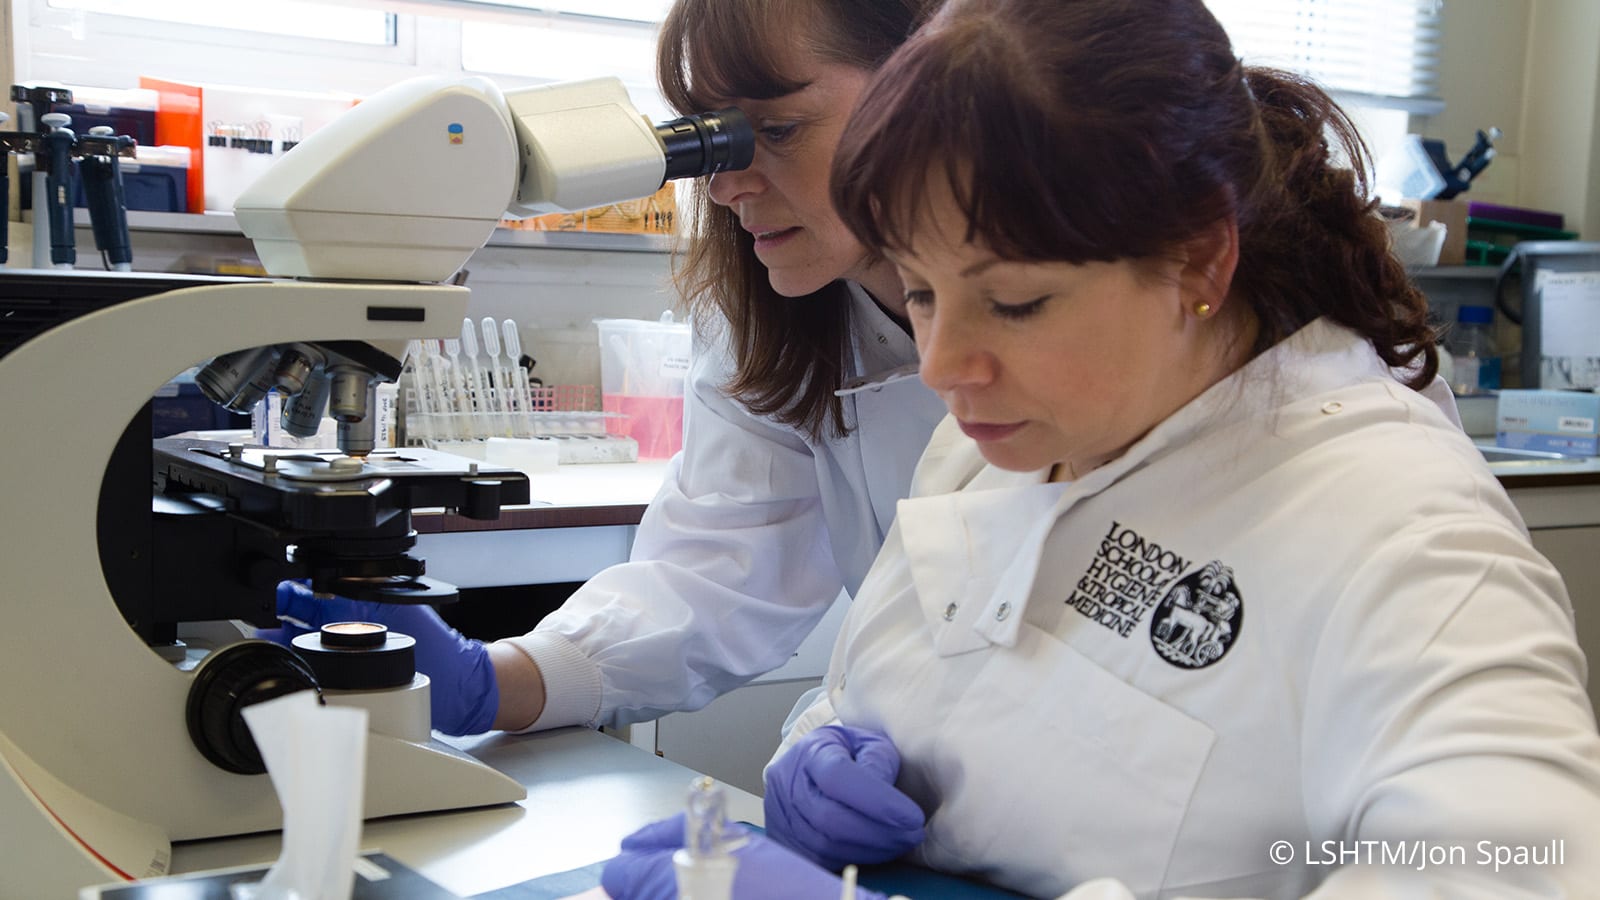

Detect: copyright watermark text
[1268,839,1564,873]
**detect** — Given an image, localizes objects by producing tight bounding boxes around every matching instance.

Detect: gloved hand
[256,580,500,736]
[764,724,926,871]
[601,813,888,900]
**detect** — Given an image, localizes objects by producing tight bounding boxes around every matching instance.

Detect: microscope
[0,75,752,897]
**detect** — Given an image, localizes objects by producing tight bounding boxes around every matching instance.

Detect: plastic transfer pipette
[501,319,535,436]
[411,339,453,442]
[458,319,493,438]
[402,340,434,443]
[480,317,516,438]
[442,336,476,440]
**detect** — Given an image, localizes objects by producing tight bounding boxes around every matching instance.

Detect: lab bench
[166,726,763,898]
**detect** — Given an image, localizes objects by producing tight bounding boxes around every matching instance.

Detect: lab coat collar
[1122,318,1412,464]
[839,280,921,393]
[899,473,1068,656]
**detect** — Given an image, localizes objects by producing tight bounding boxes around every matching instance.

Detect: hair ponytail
[1237,69,1438,388]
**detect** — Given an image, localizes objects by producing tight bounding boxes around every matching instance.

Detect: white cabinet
[1507,481,1600,721]
[1528,525,1600,720]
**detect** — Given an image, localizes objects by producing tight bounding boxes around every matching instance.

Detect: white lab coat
[781,319,1600,899]
[504,282,947,729]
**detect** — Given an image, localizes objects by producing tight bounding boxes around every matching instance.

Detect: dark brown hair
[832,0,1438,389]
[656,0,938,439]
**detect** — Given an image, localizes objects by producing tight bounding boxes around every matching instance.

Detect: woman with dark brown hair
[601,0,1600,897]
[269,0,948,759]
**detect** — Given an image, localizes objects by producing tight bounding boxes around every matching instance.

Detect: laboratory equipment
[1446,305,1500,396]
[1498,241,1600,390]
[597,312,693,459]
[80,125,136,271]
[675,776,740,900]
[0,71,753,898]
[1422,127,1501,201]
[233,74,751,283]
[1,83,139,269]
[0,270,532,900]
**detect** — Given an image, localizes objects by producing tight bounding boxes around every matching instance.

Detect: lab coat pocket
[916,626,1214,900]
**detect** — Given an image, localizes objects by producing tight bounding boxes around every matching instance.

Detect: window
[1206,0,1443,174]
[16,0,1437,189]
[459,13,669,120]
[444,0,675,24]
[17,0,673,110]
[21,0,418,94]
[1207,0,1443,114]
[46,0,393,45]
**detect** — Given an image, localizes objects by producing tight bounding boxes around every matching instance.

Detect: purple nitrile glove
[256,580,499,736]
[764,724,926,871]
[601,813,889,900]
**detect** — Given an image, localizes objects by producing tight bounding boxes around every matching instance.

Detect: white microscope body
[0,75,750,898]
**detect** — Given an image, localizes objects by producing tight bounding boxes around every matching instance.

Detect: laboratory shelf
[71,208,676,254]
[1407,264,1499,280]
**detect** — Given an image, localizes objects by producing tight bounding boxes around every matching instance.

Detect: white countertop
[514,460,669,510]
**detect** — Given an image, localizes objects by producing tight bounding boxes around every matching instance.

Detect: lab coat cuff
[500,632,604,733]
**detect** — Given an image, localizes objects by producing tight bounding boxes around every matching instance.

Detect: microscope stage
[155,438,532,531]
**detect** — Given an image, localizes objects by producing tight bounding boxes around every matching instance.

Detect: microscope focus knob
[186,641,322,775]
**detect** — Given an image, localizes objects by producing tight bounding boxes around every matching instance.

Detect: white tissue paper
[1386,218,1448,267]
[234,691,369,900]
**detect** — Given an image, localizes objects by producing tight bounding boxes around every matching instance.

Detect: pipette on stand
[39,113,77,269]
[80,125,134,271]
[501,319,536,437]
[0,113,9,264]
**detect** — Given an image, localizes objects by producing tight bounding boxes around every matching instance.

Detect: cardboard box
[1495,389,1600,456]
[1400,198,1468,265]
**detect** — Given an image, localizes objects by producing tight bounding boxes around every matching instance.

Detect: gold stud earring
[1193,301,1214,318]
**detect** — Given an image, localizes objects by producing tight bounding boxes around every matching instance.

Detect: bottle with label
[1447,304,1501,396]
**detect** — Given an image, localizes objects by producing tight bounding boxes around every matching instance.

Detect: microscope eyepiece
[654,107,754,181]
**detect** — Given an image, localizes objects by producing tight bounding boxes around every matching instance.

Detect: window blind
[1206,0,1444,113]
[354,0,674,25]
[48,0,394,44]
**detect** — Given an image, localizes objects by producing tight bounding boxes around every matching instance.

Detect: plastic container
[596,311,692,459]
[1447,305,1501,396]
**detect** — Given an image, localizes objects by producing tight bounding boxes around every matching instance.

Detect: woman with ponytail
[602,1,1600,898]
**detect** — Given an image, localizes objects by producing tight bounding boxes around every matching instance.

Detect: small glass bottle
[1447,305,1501,396]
